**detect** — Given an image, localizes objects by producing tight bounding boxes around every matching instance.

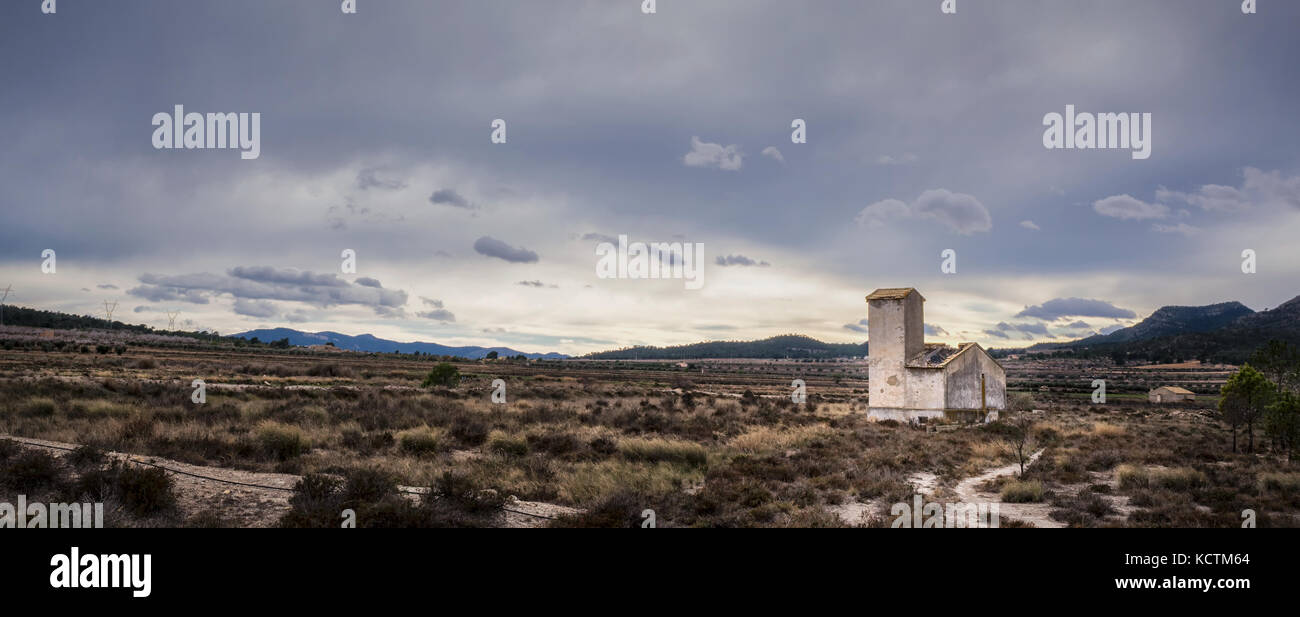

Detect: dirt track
[1,434,577,528]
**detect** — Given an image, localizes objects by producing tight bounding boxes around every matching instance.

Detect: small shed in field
[1149,386,1195,403]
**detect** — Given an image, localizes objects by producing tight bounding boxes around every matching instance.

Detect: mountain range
[229,328,569,359]
[1066,301,1256,346]
[5,294,1297,364]
[583,334,868,360]
[582,295,1300,363]
[1019,295,1300,363]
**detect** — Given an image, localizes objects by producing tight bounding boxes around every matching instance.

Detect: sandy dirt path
[951,449,1064,528]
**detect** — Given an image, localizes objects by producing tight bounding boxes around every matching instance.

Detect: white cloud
[875,153,918,165]
[1092,194,1169,220]
[855,198,911,229]
[1019,219,1040,231]
[912,189,993,235]
[683,136,743,171]
[1157,168,1300,212]
[760,146,784,163]
[855,190,992,235]
[1153,222,1201,236]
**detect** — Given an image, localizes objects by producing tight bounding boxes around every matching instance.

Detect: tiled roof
[866,288,921,301]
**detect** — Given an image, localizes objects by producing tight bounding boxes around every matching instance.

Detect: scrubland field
[1,336,1296,528]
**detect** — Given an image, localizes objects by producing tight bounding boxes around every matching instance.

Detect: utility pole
[0,285,11,326]
[103,300,118,324]
[165,310,180,330]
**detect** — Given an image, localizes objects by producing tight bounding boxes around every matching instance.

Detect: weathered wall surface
[867,299,908,408]
[902,293,924,360]
[904,368,945,410]
[943,347,1006,410]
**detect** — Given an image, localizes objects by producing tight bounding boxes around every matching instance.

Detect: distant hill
[1016,296,1300,364]
[584,334,868,360]
[1071,301,1255,345]
[0,304,220,343]
[230,327,568,360]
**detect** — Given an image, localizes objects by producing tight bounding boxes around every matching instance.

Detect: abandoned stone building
[1148,386,1195,403]
[866,288,1006,422]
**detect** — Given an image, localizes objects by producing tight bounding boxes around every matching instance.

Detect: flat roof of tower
[865,288,924,301]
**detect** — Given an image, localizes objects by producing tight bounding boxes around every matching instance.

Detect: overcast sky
[2,0,1298,355]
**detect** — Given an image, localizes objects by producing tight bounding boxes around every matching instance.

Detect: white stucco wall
[942,347,1006,411]
[904,367,946,410]
[867,294,924,410]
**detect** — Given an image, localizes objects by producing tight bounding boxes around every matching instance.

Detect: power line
[0,285,10,326]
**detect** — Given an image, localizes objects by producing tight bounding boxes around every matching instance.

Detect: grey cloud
[474,236,539,263]
[97,283,119,290]
[356,168,406,191]
[417,308,456,322]
[130,267,407,309]
[924,323,949,336]
[985,321,1050,340]
[127,285,210,304]
[843,318,869,333]
[430,189,474,209]
[715,254,770,267]
[355,277,383,288]
[1015,298,1137,321]
[232,298,279,318]
[229,266,349,288]
[421,297,444,308]
[582,232,618,244]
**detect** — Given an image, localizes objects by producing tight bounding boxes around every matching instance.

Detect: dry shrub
[617,437,707,467]
[1001,480,1044,503]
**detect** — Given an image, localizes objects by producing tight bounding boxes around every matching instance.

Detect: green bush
[307,363,354,378]
[116,465,177,516]
[257,422,310,461]
[421,363,461,388]
[2,450,65,493]
[0,439,20,461]
[487,432,529,458]
[22,397,57,417]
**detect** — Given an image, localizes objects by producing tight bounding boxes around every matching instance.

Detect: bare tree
[993,411,1036,477]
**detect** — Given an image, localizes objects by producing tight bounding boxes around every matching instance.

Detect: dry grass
[1001,480,1044,503]
[1258,472,1300,493]
[3,342,1299,527]
[726,425,833,455]
[1091,422,1125,437]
